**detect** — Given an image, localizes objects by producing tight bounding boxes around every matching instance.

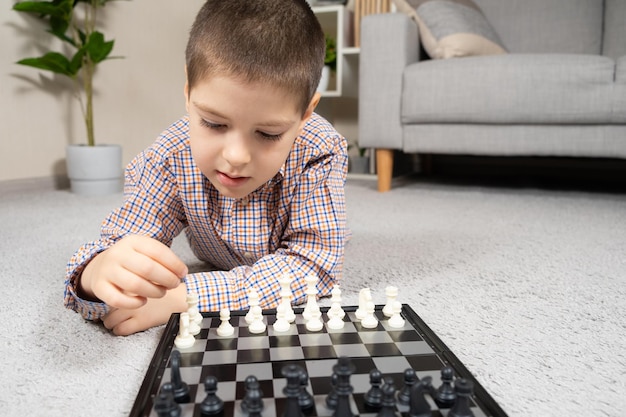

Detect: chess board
[129,305,508,417]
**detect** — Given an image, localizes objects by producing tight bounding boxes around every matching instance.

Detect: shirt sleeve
[184,143,349,313]
[63,150,187,320]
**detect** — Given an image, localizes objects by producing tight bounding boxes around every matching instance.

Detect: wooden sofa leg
[376,149,394,192]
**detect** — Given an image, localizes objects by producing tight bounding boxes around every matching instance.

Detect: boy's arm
[185,144,348,312]
[64,151,187,320]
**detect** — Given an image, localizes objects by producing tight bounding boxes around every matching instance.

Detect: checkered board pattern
[129,305,508,417]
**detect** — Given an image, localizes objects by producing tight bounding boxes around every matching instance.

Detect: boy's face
[185,75,318,199]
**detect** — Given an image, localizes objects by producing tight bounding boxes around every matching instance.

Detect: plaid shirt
[64,113,348,320]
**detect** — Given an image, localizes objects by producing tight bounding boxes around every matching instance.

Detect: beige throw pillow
[392,0,507,59]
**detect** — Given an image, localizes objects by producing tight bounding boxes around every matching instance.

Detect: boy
[64,0,348,336]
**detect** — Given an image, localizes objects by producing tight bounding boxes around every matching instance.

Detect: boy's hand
[79,235,188,310]
[102,284,188,336]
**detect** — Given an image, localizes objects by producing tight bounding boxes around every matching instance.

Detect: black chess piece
[200,375,224,416]
[448,378,475,417]
[332,356,356,417]
[154,383,182,417]
[242,375,264,413]
[376,377,398,417]
[434,366,456,408]
[298,368,315,409]
[364,368,384,409]
[397,368,417,406]
[169,350,191,403]
[325,371,339,409]
[408,376,433,417]
[282,364,305,417]
[245,384,264,417]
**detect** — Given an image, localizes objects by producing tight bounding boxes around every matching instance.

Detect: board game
[129,305,508,417]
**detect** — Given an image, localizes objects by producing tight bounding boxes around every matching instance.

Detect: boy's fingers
[127,236,188,285]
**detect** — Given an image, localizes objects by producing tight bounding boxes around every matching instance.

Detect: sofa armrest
[358,13,419,149]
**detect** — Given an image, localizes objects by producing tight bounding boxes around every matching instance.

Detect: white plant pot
[66,144,123,195]
[317,65,331,92]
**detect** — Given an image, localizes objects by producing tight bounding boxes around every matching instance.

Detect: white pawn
[302,275,319,322]
[248,305,267,334]
[272,313,291,333]
[388,300,405,328]
[327,285,345,320]
[305,308,324,332]
[355,288,372,321]
[217,308,235,337]
[174,312,195,349]
[327,307,345,330]
[382,286,398,318]
[361,300,379,329]
[245,289,261,325]
[186,292,203,326]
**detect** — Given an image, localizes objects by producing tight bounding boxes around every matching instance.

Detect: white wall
[1,0,206,182]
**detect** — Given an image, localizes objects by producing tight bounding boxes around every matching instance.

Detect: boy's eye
[200,119,225,130]
[258,131,283,142]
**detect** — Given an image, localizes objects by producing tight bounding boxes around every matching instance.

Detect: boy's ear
[302,92,321,121]
[183,66,190,112]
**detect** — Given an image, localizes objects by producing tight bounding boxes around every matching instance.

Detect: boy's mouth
[216,170,250,187]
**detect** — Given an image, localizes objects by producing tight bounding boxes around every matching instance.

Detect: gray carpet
[0,176,624,416]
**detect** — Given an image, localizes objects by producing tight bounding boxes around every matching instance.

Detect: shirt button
[240,196,249,207]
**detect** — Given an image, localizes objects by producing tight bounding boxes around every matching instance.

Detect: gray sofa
[358,0,626,191]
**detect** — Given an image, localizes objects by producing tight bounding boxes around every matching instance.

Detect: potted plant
[318,34,336,92]
[348,141,370,174]
[13,0,124,195]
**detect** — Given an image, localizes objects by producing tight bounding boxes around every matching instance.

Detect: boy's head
[185,0,326,115]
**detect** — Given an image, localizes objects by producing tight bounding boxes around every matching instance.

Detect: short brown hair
[186,0,325,115]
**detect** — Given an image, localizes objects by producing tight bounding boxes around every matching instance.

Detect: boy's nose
[222,134,252,167]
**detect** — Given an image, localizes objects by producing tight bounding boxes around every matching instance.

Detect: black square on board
[328,332,361,345]
[200,363,238,383]
[237,348,271,364]
[302,345,337,359]
[364,343,403,357]
[387,329,423,342]
[405,354,445,371]
[269,334,301,348]
[205,337,238,351]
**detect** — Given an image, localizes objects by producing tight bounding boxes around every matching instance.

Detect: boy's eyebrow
[193,101,297,128]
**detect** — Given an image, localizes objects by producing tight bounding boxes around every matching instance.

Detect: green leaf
[12,0,73,20]
[16,52,74,77]
[85,31,115,63]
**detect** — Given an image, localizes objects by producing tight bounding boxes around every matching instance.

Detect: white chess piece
[248,305,267,334]
[327,285,345,320]
[327,309,345,330]
[245,289,260,324]
[305,308,324,332]
[186,292,203,326]
[382,286,398,318]
[355,288,371,321]
[361,300,379,329]
[388,300,405,328]
[217,308,235,337]
[174,312,195,349]
[272,313,291,333]
[278,273,296,323]
[302,275,319,322]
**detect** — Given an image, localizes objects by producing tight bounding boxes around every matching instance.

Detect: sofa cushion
[402,54,624,124]
[603,0,626,59]
[473,0,604,55]
[392,0,506,59]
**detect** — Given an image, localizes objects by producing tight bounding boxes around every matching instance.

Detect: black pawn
[242,375,264,413]
[332,356,356,417]
[397,368,417,406]
[408,376,433,417]
[245,385,264,417]
[200,375,224,416]
[364,368,384,408]
[282,364,305,417]
[154,383,181,417]
[448,379,475,417]
[298,368,315,409]
[169,350,190,403]
[376,377,398,417]
[434,366,456,408]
